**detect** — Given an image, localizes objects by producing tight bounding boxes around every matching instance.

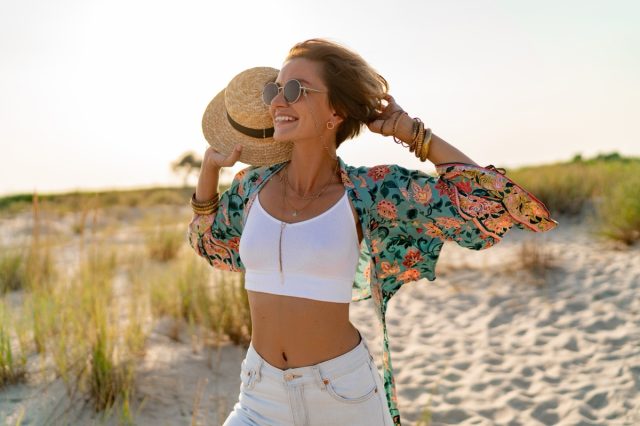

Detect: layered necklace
[276,159,340,283]
[281,159,340,217]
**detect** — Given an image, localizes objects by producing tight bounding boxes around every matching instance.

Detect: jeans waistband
[244,329,373,389]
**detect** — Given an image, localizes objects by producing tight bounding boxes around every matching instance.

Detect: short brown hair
[286,38,388,148]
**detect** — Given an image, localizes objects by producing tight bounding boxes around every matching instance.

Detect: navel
[282,351,288,361]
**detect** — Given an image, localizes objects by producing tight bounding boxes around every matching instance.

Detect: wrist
[394,114,415,144]
[201,160,222,176]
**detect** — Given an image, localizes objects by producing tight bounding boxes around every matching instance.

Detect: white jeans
[223,330,394,426]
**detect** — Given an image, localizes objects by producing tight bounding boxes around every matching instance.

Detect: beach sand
[1,214,639,425]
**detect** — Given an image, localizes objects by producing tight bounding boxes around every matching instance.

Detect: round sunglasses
[262,79,326,105]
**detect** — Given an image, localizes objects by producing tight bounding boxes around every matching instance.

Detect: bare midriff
[247,291,361,369]
[247,173,365,370]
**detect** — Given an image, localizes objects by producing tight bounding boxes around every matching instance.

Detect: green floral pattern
[187,156,557,425]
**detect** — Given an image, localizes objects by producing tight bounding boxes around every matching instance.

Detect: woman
[188,39,557,426]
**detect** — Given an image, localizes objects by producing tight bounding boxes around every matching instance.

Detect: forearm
[195,165,221,202]
[192,164,221,221]
[394,114,478,166]
[426,133,477,166]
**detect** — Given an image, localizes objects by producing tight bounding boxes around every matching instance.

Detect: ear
[332,112,344,126]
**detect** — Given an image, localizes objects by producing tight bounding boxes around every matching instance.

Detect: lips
[274,116,298,123]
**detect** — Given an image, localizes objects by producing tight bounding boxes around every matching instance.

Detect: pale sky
[1,0,638,196]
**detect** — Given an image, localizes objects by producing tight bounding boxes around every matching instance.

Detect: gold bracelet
[191,192,219,207]
[414,130,423,157]
[191,201,219,215]
[413,120,425,150]
[391,111,411,148]
[410,118,419,143]
[192,206,218,215]
[419,128,432,162]
[412,117,424,143]
[381,110,400,136]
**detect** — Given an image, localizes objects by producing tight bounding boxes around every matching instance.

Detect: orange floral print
[377,200,397,220]
[402,248,423,268]
[368,165,391,181]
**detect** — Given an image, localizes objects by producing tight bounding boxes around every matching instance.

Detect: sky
[1,0,638,196]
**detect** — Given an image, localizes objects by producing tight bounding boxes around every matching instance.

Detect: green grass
[0,152,637,422]
[0,301,27,388]
[145,253,251,347]
[505,153,640,244]
[596,173,640,245]
[0,185,225,217]
[0,249,24,294]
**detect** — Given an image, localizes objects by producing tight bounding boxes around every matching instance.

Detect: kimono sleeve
[428,162,558,249]
[186,167,251,272]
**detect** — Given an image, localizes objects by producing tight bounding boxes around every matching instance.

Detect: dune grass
[0,153,637,422]
[143,252,251,347]
[506,153,640,244]
[596,173,640,245]
[1,189,250,418]
[0,301,27,388]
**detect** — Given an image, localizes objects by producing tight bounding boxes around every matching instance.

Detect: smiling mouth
[275,120,297,127]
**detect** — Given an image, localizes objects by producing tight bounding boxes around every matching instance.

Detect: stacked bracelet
[379,109,434,162]
[413,129,423,157]
[391,111,410,148]
[191,193,219,215]
[419,128,433,162]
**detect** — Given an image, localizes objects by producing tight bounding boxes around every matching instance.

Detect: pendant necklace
[277,161,339,284]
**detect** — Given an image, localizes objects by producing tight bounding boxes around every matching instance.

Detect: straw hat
[202,67,293,166]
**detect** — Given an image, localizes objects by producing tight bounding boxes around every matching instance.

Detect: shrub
[597,175,640,245]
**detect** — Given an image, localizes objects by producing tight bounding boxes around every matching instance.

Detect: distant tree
[595,152,622,162]
[171,152,202,187]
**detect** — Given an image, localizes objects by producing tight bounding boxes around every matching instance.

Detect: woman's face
[268,57,342,144]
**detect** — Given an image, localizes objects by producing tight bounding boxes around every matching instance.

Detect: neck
[284,141,340,195]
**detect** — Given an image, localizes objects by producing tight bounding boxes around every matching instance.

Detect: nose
[269,88,288,117]
[270,88,288,107]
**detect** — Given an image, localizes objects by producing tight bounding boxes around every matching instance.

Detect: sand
[1,213,639,425]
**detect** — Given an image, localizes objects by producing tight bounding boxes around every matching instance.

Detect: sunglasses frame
[262,79,326,105]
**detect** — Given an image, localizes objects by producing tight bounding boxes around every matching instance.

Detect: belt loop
[255,358,263,383]
[312,366,327,391]
[359,333,374,362]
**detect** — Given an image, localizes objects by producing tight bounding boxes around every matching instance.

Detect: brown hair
[286,38,388,148]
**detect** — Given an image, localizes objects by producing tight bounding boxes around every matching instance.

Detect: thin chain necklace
[281,160,339,217]
[277,159,339,284]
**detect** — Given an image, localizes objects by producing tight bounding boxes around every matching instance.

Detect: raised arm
[368,94,478,166]
[187,144,247,271]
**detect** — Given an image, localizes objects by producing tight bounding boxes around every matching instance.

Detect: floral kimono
[187,155,557,425]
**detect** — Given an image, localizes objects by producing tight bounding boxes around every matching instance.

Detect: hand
[203,144,243,170]
[367,94,406,136]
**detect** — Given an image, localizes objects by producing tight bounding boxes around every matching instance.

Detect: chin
[273,134,292,143]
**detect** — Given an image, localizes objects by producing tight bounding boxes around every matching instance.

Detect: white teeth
[275,116,297,122]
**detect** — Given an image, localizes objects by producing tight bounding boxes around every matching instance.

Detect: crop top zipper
[279,221,285,285]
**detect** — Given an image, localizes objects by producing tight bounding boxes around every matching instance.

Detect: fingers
[226,144,243,165]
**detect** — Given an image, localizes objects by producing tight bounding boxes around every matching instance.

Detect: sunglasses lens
[284,80,302,103]
[262,82,279,105]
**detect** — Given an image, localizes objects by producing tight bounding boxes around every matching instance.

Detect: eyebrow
[276,78,312,85]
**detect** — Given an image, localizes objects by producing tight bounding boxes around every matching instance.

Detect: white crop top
[239,190,361,303]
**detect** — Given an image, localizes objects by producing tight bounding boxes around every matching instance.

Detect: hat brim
[202,88,293,166]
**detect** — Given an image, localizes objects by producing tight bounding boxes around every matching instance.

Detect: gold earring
[326,121,335,130]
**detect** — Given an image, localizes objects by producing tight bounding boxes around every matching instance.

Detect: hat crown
[202,66,292,166]
[225,67,277,130]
